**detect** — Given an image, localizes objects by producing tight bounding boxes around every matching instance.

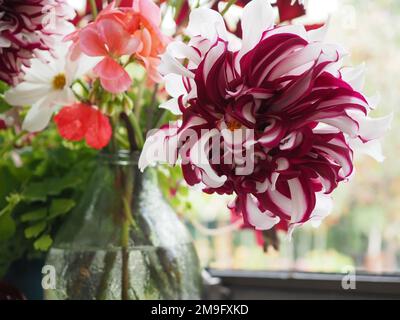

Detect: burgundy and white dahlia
[0,0,75,85]
[139,0,391,233]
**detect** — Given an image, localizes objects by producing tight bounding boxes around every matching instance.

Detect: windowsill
[205,269,400,300]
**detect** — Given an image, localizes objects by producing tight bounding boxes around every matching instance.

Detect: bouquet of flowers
[0,0,391,299]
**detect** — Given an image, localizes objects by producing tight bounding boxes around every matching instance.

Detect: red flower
[54,103,112,149]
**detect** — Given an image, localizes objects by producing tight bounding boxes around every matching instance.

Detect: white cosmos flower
[4,41,96,132]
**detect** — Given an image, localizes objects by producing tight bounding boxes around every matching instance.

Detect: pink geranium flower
[66,0,167,93]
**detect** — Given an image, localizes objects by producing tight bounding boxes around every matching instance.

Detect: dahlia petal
[202,41,227,83]
[317,114,360,138]
[349,138,385,163]
[309,193,333,227]
[139,124,180,171]
[244,194,280,230]
[313,139,353,178]
[269,43,322,80]
[271,158,290,190]
[167,41,202,65]
[164,74,187,98]
[159,98,182,115]
[341,63,365,91]
[267,188,292,218]
[307,21,329,42]
[288,178,315,224]
[158,50,195,79]
[347,110,393,141]
[255,177,271,193]
[189,129,227,188]
[263,25,309,42]
[366,93,381,110]
[238,0,275,67]
[259,118,286,148]
[186,8,228,41]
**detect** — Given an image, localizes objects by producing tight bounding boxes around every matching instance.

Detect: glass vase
[44,151,201,300]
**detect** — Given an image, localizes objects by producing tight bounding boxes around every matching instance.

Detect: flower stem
[221,0,237,16]
[130,114,144,149]
[120,112,138,152]
[121,163,134,300]
[89,0,98,19]
[121,218,130,300]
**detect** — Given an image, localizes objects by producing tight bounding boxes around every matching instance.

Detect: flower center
[226,119,242,131]
[52,73,66,90]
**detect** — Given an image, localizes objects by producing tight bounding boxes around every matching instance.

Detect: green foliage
[0,126,96,277]
[33,234,53,251]
[0,80,11,113]
[157,165,193,217]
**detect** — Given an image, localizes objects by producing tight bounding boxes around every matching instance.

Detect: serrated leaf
[34,234,53,251]
[24,221,46,239]
[20,208,47,222]
[47,198,75,220]
[0,212,16,241]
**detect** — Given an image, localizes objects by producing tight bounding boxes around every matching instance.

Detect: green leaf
[0,213,16,241]
[20,208,47,222]
[33,234,53,251]
[0,81,9,93]
[22,174,83,202]
[47,198,75,220]
[24,221,47,239]
[0,166,20,208]
[0,96,12,113]
[22,183,48,202]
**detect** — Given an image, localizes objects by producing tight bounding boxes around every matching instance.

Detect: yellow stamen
[52,73,66,90]
[227,119,242,131]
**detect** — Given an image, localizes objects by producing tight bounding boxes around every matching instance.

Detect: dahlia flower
[0,0,75,85]
[67,0,167,93]
[139,0,391,233]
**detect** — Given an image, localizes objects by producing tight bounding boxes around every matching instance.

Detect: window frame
[206,269,400,299]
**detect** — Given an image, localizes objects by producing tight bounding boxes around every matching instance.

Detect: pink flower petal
[79,25,108,57]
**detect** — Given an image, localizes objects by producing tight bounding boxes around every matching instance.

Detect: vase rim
[98,150,140,165]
